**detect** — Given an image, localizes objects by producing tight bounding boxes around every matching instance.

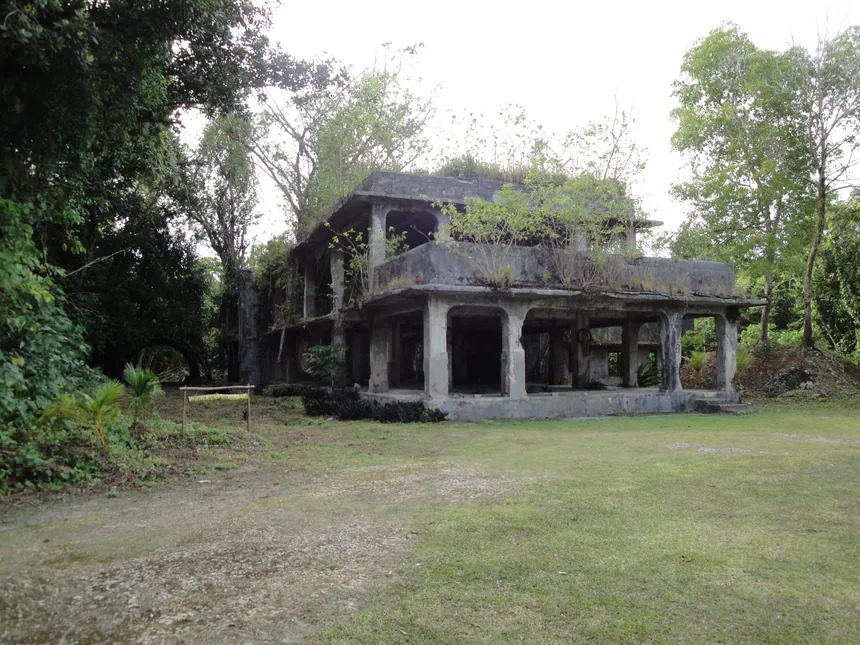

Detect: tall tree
[180,115,259,286]
[671,26,810,343]
[787,28,860,347]
[249,46,434,237]
[814,194,860,357]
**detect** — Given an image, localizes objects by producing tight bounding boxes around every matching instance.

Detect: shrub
[123,363,163,429]
[262,383,317,398]
[301,388,447,423]
[637,360,661,387]
[689,350,709,372]
[40,381,125,452]
[736,347,753,375]
[304,344,345,388]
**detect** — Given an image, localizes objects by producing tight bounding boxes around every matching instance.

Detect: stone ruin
[245,172,762,420]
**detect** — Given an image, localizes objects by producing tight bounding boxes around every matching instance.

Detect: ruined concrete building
[255,172,761,420]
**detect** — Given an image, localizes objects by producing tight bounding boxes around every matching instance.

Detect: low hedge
[262,383,318,398]
[301,389,447,423]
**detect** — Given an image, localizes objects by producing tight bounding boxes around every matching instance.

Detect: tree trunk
[803,172,827,348]
[758,271,773,344]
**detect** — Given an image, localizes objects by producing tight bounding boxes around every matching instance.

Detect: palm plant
[736,347,753,375]
[689,350,709,372]
[122,363,163,428]
[637,360,661,388]
[41,381,125,452]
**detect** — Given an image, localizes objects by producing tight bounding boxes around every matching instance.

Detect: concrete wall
[365,389,739,421]
[376,243,737,298]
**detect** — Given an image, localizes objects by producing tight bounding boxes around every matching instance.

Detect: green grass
[305,408,860,644]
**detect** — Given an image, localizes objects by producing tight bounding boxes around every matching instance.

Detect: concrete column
[624,225,638,255]
[350,330,364,385]
[571,313,590,389]
[237,274,262,387]
[302,257,316,319]
[391,319,402,388]
[368,202,389,290]
[369,316,391,393]
[447,324,455,387]
[715,313,738,392]
[434,207,451,242]
[423,296,450,398]
[621,321,641,387]
[548,326,569,385]
[282,331,301,384]
[660,311,684,392]
[331,321,346,389]
[329,249,345,311]
[502,304,528,399]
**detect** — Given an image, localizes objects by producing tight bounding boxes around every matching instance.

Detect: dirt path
[0,454,521,644]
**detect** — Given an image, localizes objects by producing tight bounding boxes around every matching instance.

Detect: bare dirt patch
[0,457,527,644]
[668,442,751,453]
[310,461,530,505]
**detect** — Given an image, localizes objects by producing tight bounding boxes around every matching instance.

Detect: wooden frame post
[246,383,251,433]
[181,390,187,435]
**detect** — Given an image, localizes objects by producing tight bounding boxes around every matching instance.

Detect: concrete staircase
[693,399,751,415]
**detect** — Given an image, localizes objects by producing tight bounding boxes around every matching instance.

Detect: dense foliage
[0,0,319,491]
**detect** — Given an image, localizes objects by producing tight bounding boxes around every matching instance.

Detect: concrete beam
[621,321,641,387]
[715,313,738,393]
[660,310,684,392]
[423,296,450,398]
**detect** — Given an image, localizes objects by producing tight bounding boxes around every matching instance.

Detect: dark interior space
[386,210,438,251]
[392,312,424,388]
[449,310,502,393]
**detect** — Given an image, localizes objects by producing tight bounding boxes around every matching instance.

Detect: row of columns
[368,298,739,399]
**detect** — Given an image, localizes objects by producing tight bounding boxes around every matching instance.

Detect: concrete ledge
[375,242,746,300]
[364,388,740,421]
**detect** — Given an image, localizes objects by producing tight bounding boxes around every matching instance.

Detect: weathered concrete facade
[271,172,761,420]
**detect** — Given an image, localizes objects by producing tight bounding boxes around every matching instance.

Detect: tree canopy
[670,24,860,351]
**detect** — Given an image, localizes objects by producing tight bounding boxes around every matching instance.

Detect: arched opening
[448,306,503,395]
[386,210,438,253]
[138,344,191,384]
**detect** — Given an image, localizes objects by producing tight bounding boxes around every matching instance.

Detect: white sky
[240,0,859,246]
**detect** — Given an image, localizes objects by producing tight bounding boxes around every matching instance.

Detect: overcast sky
[244,0,859,243]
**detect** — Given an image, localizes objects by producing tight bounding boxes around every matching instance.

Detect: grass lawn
[1,396,858,644]
[317,408,859,644]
